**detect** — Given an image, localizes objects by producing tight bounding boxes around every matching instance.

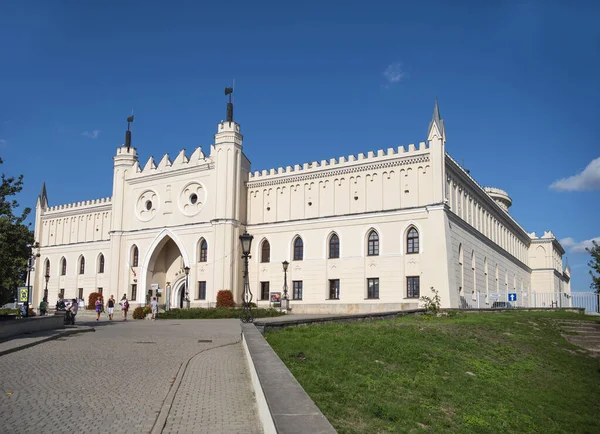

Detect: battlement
[248,141,429,181]
[46,197,112,213]
[129,146,211,177]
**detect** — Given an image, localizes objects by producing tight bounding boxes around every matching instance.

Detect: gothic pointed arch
[98,253,105,274]
[293,236,304,261]
[44,258,50,277]
[131,245,139,267]
[458,244,464,292]
[60,257,67,276]
[367,229,379,256]
[78,255,85,274]
[198,238,208,262]
[260,239,270,263]
[406,226,419,254]
[328,232,340,259]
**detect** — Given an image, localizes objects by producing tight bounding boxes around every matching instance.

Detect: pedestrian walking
[120,295,129,321]
[39,298,48,316]
[95,297,103,321]
[106,295,116,320]
[151,296,158,320]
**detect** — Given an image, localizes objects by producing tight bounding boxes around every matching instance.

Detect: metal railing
[459,291,599,314]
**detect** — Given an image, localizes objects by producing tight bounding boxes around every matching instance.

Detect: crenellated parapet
[248,142,429,187]
[128,146,213,179]
[46,197,112,213]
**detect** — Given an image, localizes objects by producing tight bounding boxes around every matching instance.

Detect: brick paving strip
[0,319,262,434]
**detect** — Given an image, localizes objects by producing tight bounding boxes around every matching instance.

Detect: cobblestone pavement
[0,319,262,434]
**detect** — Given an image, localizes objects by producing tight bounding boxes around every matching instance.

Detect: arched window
[261,240,270,263]
[60,257,67,276]
[329,234,339,259]
[367,230,379,256]
[406,227,419,254]
[98,254,105,274]
[132,245,139,267]
[79,256,85,274]
[293,237,303,261]
[199,239,208,262]
[458,244,463,292]
[45,259,50,276]
[471,251,476,293]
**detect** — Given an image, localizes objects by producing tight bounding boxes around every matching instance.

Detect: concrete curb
[0,327,95,357]
[242,323,337,434]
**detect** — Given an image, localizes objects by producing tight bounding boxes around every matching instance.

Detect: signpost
[508,293,517,302]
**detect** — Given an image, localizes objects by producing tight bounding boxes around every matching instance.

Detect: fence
[459,291,600,314]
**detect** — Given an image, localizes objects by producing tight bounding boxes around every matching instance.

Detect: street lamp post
[184,266,190,309]
[281,261,289,312]
[44,272,49,301]
[239,231,254,323]
[24,244,40,317]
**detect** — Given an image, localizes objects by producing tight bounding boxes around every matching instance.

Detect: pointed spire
[38,182,48,208]
[427,99,446,143]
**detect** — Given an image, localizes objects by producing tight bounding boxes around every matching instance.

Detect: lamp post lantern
[44,272,49,302]
[281,260,289,312]
[184,266,190,309]
[239,231,254,323]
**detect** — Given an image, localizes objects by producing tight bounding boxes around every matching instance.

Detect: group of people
[94,294,130,321]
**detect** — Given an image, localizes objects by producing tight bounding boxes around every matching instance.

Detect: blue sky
[1,1,598,290]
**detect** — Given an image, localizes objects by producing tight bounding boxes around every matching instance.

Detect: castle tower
[109,117,139,296]
[427,100,447,205]
[211,88,246,300]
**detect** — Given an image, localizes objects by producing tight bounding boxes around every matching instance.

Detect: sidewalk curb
[0,327,96,357]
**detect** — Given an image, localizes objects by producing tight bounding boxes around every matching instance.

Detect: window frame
[367,278,379,299]
[260,281,270,300]
[260,240,271,263]
[130,284,136,301]
[79,257,85,275]
[61,258,67,276]
[197,281,206,300]
[406,227,419,254]
[199,239,208,262]
[329,234,340,259]
[329,279,340,300]
[406,276,420,299]
[292,280,303,300]
[132,246,139,267]
[293,237,304,261]
[98,254,105,274]
[367,230,379,256]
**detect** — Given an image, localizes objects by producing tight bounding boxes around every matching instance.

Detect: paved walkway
[0,318,262,434]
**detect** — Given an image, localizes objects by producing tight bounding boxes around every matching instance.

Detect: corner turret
[37,182,48,210]
[427,100,446,143]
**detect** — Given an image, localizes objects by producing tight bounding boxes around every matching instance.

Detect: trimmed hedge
[158,307,284,320]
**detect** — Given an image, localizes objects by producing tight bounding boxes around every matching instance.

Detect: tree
[0,158,34,305]
[586,240,600,294]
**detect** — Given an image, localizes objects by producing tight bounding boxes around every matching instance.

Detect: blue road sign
[508,293,517,302]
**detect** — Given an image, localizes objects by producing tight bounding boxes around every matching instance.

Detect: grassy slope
[266,311,600,434]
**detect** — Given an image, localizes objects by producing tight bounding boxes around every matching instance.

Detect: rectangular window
[329,279,340,300]
[197,281,206,300]
[130,284,137,301]
[292,281,303,300]
[59,288,65,299]
[78,288,83,300]
[407,276,420,298]
[260,282,270,301]
[97,287,103,295]
[367,278,379,299]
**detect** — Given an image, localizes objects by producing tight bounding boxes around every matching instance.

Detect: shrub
[87,292,103,310]
[142,306,152,316]
[158,307,285,320]
[132,306,146,319]
[0,308,18,316]
[216,290,235,308]
[420,287,441,315]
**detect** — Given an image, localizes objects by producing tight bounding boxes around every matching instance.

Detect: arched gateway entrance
[141,230,190,308]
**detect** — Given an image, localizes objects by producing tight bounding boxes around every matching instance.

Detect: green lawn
[265,311,600,434]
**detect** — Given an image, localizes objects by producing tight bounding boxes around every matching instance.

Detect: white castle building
[31,99,571,313]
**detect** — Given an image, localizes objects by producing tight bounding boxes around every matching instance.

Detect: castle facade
[32,101,571,313]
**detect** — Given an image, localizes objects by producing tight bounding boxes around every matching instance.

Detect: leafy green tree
[586,240,600,294]
[0,158,34,305]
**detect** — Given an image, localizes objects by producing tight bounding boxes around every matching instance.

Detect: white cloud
[82,130,101,139]
[550,157,600,191]
[382,62,406,85]
[560,236,600,253]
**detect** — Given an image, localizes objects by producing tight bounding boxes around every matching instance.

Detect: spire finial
[224,84,234,122]
[38,182,48,208]
[125,113,134,149]
[427,99,446,143]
